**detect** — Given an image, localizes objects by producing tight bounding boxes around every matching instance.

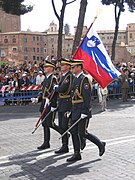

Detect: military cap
[71,59,84,67]
[60,58,72,65]
[44,60,55,68]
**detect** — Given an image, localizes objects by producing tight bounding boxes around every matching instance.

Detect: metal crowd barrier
[91,82,135,100]
[0,83,134,106]
[0,85,41,105]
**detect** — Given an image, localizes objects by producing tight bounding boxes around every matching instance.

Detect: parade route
[0,99,135,180]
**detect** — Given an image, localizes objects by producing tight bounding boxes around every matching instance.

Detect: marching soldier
[32,60,58,150]
[54,58,73,154]
[67,59,106,162]
[54,58,86,154]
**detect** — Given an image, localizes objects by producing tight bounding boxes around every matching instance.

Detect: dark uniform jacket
[55,71,73,112]
[71,73,92,121]
[39,74,57,113]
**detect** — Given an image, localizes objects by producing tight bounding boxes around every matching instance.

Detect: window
[40,48,43,53]
[33,56,36,60]
[40,36,42,41]
[13,47,17,51]
[33,36,35,41]
[37,48,39,53]
[13,38,16,43]
[130,33,132,38]
[33,48,35,52]
[4,39,8,43]
[24,38,27,43]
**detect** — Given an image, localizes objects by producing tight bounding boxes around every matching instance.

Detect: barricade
[0,83,134,106]
[0,85,41,105]
[91,82,135,100]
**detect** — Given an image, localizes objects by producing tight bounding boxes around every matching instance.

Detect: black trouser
[41,105,59,144]
[70,117,102,153]
[57,111,69,146]
[42,110,68,146]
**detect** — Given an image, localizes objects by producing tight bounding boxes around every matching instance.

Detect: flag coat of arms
[73,26,121,88]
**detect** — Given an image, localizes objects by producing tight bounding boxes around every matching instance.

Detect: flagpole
[73,7,103,58]
[73,15,97,58]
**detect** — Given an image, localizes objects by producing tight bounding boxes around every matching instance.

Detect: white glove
[31,98,38,104]
[81,114,87,119]
[44,98,49,107]
[53,84,58,90]
[64,111,71,118]
[51,107,57,112]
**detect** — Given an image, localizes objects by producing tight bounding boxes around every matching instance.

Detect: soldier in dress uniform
[66,59,106,162]
[54,58,73,154]
[34,60,58,150]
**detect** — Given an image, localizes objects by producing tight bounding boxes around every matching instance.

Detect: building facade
[0,9,20,33]
[0,9,135,65]
[0,31,48,65]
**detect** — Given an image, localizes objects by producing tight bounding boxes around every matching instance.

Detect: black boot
[86,133,106,156]
[37,142,50,150]
[37,126,50,150]
[67,152,82,162]
[55,145,69,154]
[99,142,106,156]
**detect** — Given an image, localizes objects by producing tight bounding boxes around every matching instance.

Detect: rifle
[32,110,52,134]
[32,90,56,132]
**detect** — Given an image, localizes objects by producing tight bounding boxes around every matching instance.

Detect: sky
[21,0,135,34]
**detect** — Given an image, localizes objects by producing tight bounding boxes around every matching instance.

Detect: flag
[73,26,121,88]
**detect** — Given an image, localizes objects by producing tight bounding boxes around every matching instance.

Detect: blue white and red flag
[73,26,121,88]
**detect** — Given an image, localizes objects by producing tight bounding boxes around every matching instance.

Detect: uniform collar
[46,73,53,78]
[76,71,83,78]
[62,70,70,76]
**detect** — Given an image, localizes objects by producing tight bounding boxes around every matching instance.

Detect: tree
[72,0,88,56]
[64,23,70,35]
[0,0,33,15]
[101,0,135,61]
[52,0,76,59]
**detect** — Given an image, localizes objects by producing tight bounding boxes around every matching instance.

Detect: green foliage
[0,60,8,69]
[101,0,135,12]
[0,0,33,15]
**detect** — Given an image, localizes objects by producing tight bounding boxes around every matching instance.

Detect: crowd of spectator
[0,60,135,105]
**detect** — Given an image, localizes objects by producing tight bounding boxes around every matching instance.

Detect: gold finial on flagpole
[93,8,103,24]
[96,8,103,17]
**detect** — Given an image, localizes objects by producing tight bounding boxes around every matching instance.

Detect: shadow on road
[0,149,101,179]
